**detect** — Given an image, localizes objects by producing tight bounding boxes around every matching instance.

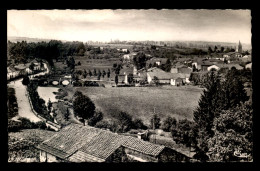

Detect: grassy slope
[65,85,203,125]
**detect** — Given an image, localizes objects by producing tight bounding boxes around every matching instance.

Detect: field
[64,85,203,125]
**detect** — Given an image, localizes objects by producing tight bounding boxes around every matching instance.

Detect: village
[7,9,253,163]
[7,39,252,162]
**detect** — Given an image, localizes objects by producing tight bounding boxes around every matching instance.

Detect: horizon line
[7,36,252,45]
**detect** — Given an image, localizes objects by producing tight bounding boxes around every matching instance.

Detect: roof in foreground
[36,123,165,162]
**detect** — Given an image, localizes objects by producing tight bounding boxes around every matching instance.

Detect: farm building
[36,123,190,162]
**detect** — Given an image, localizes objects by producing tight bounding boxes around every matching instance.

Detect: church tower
[238,40,242,53]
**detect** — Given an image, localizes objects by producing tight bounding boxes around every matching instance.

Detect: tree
[220,47,225,53]
[47,98,52,111]
[115,75,118,85]
[65,108,69,121]
[171,119,197,147]
[208,47,213,55]
[73,93,95,125]
[88,111,103,126]
[116,112,134,132]
[107,69,111,78]
[207,102,253,162]
[22,75,30,85]
[102,70,106,78]
[193,71,222,136]
[153,76,160,86]
[112,63,123,75]
[163,58,172,72]
[127,73,134,84]
[214,46,218,52]
[221,68,249,110]
[161,116,177,132]
[93,68,97,76]
[88,69,92,77]
[133,52,147,70]
[150,114,161,129]
[132,118,147,130]
[29,62,35,72]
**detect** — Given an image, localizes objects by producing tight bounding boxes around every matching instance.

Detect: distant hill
[7,36,68,43]
[8,36,252,51]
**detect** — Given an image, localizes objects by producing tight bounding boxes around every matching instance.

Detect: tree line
[8,40,87,66]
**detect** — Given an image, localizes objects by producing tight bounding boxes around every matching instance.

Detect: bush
[95,120,111,129]
[150,114,161,129]
[161,116,177,132]
[22,75,30,85]
[18,117,35,129]
[35,121,47,129]
[132,118,147,130]
[8,120,22,132]
[88,111,103,126]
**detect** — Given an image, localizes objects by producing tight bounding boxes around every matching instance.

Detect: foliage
[8,135,41,162]
[27,82,52,121]
[112,63,123,75]
[22,75,30,85]
[88,111,104,126]
[133,52,147,70]
[193,69,250,161]
[160,58,172,72]
[7,87,18,119]
[171,119,197,147]
[193,71,222,136]
[207,102,253,162]
[150,114,161,129]
[161,116,177,132]
[132,118,147,130]
[73,92,95,124]
[115,75,119,85]
[8,118,47,132]
[153,76,160,86]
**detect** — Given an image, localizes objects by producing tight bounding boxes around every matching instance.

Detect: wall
[158,147,190,162]
[124,148,158,162]
[39,150,59,162]
[158,79,170,84]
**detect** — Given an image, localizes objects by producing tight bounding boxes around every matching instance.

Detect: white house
[245,63,252,70]
[207,65,220,71]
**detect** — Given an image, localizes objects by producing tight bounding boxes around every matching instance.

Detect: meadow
[64,85,203,125]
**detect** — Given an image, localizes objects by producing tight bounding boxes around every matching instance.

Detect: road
[8,63,49,123]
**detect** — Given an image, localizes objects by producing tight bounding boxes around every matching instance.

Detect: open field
[64,85,203,125]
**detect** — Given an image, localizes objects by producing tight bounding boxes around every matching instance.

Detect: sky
[7,9,251,44]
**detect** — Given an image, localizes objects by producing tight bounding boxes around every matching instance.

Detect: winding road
[8,63,50,123]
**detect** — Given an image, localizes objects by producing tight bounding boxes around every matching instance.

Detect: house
[178,66,193,74]
[207,65,220,71]
[223,52,243,58]
[201,61,215,71]
[170,67,178,73]
[147,68,190,86]
[241,55,252,62]
[217,63,244,70]
[36,123,189,162]
[146,58,168,66]
[245,63,252,70]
